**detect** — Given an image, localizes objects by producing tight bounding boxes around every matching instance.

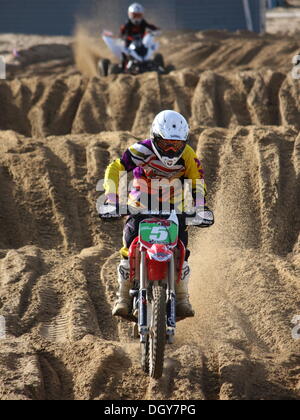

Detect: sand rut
[1,70,300,138]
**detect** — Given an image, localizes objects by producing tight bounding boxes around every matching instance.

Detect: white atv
[99,30,168,76]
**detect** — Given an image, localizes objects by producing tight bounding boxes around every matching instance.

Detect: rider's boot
[176,262,195,319]
[112,259,132,318]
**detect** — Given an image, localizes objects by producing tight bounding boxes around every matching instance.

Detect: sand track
[0,125,299,400]
[0,28,300,400]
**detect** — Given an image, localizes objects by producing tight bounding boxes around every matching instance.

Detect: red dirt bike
[127,210,211,379]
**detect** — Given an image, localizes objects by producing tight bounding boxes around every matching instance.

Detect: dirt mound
[0,69,300,137]
[160,30,300,73]
[2,29,300,79]
[0,127,299,400]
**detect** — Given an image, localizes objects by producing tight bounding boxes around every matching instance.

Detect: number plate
[139,220,178,247]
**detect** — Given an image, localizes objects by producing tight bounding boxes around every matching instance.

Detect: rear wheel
[149,285,166,379]
[98,59,110,77]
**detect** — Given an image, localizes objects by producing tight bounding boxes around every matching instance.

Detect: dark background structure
[0,0,265,35]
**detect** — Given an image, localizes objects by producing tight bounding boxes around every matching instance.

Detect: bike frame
[128,33,158,63]
[128,211,185,344]
[102,31,159,65]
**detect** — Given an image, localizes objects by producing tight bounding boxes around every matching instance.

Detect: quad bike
[123,210,210,379]
[99,30,168,77]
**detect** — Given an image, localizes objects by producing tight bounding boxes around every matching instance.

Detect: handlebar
[99,208,214,228]
[100,208,195,217]
[146,30,161,35]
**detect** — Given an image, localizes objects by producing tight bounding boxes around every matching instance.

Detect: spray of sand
[72,0,122,78]
[73,25,102,78]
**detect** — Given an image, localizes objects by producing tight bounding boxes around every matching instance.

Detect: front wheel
[149,285,166,379]
[141,339,149,374]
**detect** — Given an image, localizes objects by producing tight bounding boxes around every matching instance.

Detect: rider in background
[120,3,159,68]
[99,110,214,321]
[121,3,159,48]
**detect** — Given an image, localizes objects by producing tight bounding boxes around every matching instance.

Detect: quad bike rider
[100,3,165,76]
[120,3,159,69]
[99,110,214,320]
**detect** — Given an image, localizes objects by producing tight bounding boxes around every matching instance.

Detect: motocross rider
[120,3,159,68]
[99,110,214,320]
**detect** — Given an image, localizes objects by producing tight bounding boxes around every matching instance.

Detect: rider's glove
[186,206,214,227]
[98,195,120,220]
[196,206,214,227]
[99,203,120,220]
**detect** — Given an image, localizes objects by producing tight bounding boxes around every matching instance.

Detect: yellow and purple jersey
[104,139,206,211]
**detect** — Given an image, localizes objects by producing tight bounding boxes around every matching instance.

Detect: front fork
[166,255,176,344]
[136,251,176,344]
[138,251,148,343]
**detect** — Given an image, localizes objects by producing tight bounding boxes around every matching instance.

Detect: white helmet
[151,110,189,168]
[128,3,145,25]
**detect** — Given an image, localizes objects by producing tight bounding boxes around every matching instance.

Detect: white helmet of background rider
[128,3,145,25]
[151,110,189,168]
